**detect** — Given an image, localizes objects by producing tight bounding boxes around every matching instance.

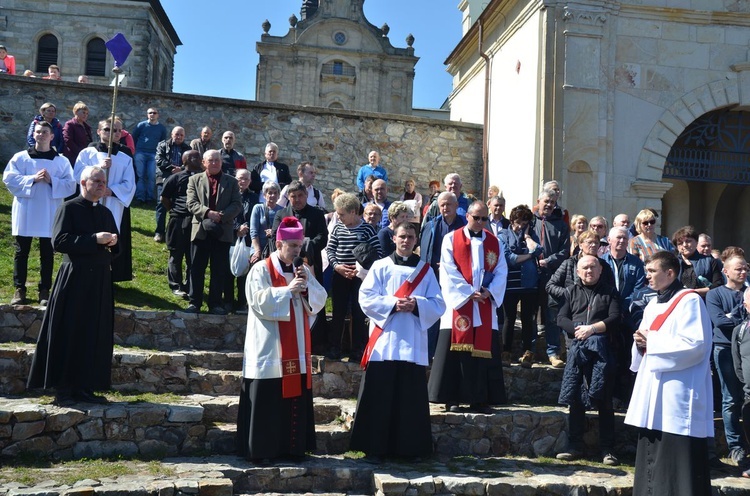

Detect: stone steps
[0,392,652,462]
[0,344,564,404]
[2,454,750,496]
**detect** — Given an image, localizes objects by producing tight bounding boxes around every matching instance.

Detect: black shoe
[556,448,583,461]
[469,403,493,414]
[325,348,342,360]
[209,306,228,315]
[54,391,75,407]
[39,288,50,306]
[183,304,200,314]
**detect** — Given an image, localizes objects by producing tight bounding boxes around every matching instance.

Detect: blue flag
[105,33,132,68]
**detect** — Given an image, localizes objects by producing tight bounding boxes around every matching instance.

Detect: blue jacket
[499,227,541,291]
[707,285,746,346]
[419,214,466,275]
[601,252,646,316]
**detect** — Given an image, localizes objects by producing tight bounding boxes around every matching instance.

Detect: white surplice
[625,290,714,438]
[242,253,327,379]
[359,257,446,366]
[438,227,508,330]
[74,147,136,230]
[3,151,76,237]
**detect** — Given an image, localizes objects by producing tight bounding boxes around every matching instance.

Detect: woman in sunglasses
[628,209,675,262]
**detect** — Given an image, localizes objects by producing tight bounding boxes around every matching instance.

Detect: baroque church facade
[255,0,419,115]
[448,0,750,249]
[0,0,179,90]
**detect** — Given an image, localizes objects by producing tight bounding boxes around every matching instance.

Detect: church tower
[256,0,418,114]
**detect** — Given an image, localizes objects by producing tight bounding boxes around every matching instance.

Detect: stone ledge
[0,344,563,404]
[2,455,749,496]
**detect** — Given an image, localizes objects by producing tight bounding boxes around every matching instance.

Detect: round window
[333,32,347,45]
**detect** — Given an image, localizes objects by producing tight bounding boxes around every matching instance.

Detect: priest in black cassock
[73,117,135,282]
[27,165,119,406]
[350,222,445,460]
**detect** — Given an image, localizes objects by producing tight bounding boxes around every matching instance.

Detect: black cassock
[27,195,119,392]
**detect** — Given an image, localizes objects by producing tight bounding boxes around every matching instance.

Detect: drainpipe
[479,20,491,198]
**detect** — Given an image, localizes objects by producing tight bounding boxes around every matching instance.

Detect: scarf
[266,257,311,398]
[450,228,499,358]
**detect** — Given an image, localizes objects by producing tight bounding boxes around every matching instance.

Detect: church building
[0,0,180,89]
[255,0,419,115]
[447,0,750,248]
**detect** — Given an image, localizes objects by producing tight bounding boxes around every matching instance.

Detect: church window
[36,34,58,73]
[333,31,347,45]
[85,38,107,77]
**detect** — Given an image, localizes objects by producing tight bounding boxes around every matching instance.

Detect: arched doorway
[662,109,750,250]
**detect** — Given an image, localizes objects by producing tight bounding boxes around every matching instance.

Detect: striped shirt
[327,221,381,267]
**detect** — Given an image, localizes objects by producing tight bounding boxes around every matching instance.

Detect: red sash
[266,257,312,398]
[360,261,431,369]
[451,228,500,358]
[649,289,696,331]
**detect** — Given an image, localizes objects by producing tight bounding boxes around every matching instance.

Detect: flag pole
[105,66,123,180]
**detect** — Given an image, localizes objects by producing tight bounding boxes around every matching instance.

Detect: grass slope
[0,187,188,310]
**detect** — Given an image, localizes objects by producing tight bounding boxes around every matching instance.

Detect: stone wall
[0,76,483,199]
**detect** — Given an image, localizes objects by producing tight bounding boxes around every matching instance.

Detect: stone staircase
[0,305,749,495]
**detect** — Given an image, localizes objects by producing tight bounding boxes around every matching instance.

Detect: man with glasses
[131,108,167,204]
[428,201,508,414]
[4,122,76,306]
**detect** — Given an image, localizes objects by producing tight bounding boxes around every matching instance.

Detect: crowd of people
[6,93,750,494]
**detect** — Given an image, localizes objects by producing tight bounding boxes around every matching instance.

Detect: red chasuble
[450,229,499,358]
[266,257,312,398]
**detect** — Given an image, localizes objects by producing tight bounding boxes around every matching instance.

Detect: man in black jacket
[532,189,571,368]
[250,142,292,195]
[556,255,620,465]
[154,127,190,242]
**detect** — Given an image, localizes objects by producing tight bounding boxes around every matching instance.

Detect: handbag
[230,236,253,277]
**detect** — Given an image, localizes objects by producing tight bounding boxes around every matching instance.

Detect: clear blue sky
[160,0,462,109]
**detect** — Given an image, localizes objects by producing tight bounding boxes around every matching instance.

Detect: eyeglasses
[642,219,656,226]
[148,111,158,114]
[590,224,605,229]
[101,128,121,132]
[471,215,489,222]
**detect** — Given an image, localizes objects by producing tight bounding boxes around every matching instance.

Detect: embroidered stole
[266,257,311,398]
[360,261,431,369]
[451,229,499,358]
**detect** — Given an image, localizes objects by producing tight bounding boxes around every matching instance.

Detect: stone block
[375,473,409,494]
[438,476,484,496]
[46,410,86,432]
[129,407,168,426]
[72,440,138,459]
[64,487,95,496]
[2,436,55,456]
[77,420,104,441]
[174,480,198,494]
[167,405,202,423]
[197,479,232,496]
[13,404,46,422]
[56,427,80,447]
[12,420,46,441]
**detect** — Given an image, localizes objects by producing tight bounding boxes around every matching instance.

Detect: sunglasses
[642,219,656,226]
[471,215,489,222]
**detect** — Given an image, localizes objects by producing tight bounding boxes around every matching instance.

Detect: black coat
[250,161,293,194]
[557,281,620,408]
[28,196,120,391]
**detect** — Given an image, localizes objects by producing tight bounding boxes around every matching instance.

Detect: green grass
[0,457,176,486]
[0,187,334,311]
[0,187,192,310]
